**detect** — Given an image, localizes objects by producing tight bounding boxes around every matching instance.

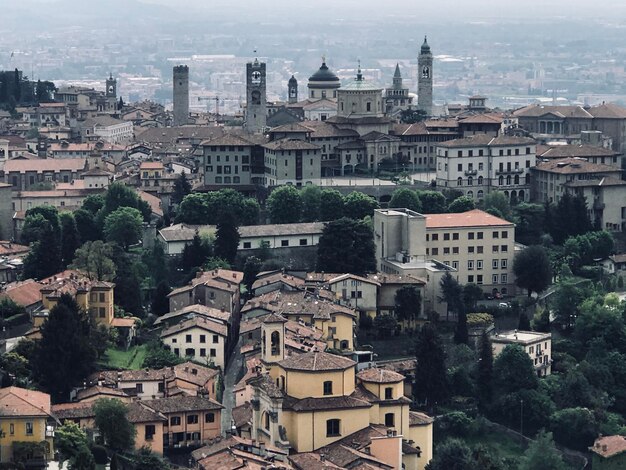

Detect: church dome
[309,62,339,82]
[421,36,431,54]
[288,75,298,85]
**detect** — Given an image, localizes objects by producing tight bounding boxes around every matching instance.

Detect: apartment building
[491,330,552,376]
[436,134,536,202]
[264,139,322,187]
[374,208,516,298]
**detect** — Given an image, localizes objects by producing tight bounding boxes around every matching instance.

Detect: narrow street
[221,337,244,434]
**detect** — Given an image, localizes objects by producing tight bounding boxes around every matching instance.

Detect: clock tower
[245,57,267,133]
[106,73,116,99]
[288,75,298,104]
[417,36,433,116]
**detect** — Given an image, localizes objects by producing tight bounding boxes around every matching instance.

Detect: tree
[417,190,447,214]
[513,245,552,297]
[32,294,96,402]
[55,422,93,468]
[518,430,567,470]
[206,189,259,225]
[493,344,538,394]
[60,212,81,268]
[151,281,171,316]
[71,241,116,281]
[175,193,210,224]
[316,218,376,275]
[300,185,322,222]
[202,257,231,270]
[532,306,551,333]
[21,207,62,279]
[103,207,144,250]
[439,272,463,321]
[343,192,379,220]
[549,407,599,452]
[394,285,422,327]
[319,188,345,221]
[462,283,483,313]
[425,438,472,470]
[518,311,531,331]
[74,209,101,242]
[414,323,448,412]
[70,445,96,470]
[267,185,302,223]
[133,447,170,470]
[181,233,211,272]
[389,188,422,212]
[477,331,493,409]
[82,194,105,215]
[100,182,151,222]
[373,314,398,338]
[513,203,545,246]
[481,191,512,220]
[243,256,262,293]
[111,245,143,316]
[213,213,240,264]
[454,310,468,345]
[142,341,183,369]
[172,172,192,206]
[550,192,592,244]
[93,398,136,452]
[447,196,475,213]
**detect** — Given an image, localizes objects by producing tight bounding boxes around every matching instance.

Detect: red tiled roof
[278,351,355,372]
[425,209,513,229]
[4,158,87,173]
[0,386,52,417]
[0,279,44,307]
[590,435,626,458]
[356,368,405,384]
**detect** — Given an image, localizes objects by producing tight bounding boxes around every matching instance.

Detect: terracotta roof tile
[0,387,52,417]
[356,368,405,384]
[0,279,44,307]
[533,157,621,175]
[425,209,513,229]
[590,435,626,458]
[142,396,223,414]
[278,351,355,372]
[160,315,228,338]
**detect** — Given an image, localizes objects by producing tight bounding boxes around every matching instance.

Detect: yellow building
[38,270,115,327]
[243,316,432,469]
[0,387,57,466]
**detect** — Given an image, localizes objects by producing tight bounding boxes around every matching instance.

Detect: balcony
[495,168,524,175]
[464,169,477,176]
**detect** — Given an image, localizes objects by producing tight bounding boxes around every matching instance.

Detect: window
[453,233,459,240]
[501,245,508,252]
[385,387,393,400]
[99,293,105,302]
[210,348,216,357]
[326,419,341,437]
[468,232,475,240]
[502,231,508,238]
[243,242,251,249]
[443,247,450,255]
[477,232,483,240]
[186,334,192,343]
[492,245,499,253]
[477,246,483,254]
[468,260,474,270]
[185,348,195,357]
[452,247,459,254]
[9,424,14,435]
[477,260,483,270]
[187,414,199,424]
[468,275,474,283]
[431,248,438,256]
[452,261,459,269]
[136,383,143,393]
[385,413,395,427]
[25,422,33,436]
[493,231,499,238]
[200,335,206,343]
[145,424,155,440]
[432,234,439,241]
[264,412,271,430]
[200,348,206,357]
[468,246,475,253]
[323,381,333,395]
[492,274,498,284]
[205,412,215,423]
[458,163,463,172]
[477,275,483,284]
[299,238,308,246]
[501,259,508,269]
[501,274,508,284]
[493,260,499,269]
[213,334,219,343]
[444,233,450,241]
[281,240,289,247]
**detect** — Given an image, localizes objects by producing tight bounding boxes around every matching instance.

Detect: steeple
[394,63,402,79]
[392,63,402,89]
[421,35,431,54]
[356,59,363,81]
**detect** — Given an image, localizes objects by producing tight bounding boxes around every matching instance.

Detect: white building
[83,116,134,144]
[161,316,228,370]
[436,134,536,203]
[492,330,552,376]
[263,139,321,187]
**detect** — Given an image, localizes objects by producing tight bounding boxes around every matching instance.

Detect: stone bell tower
[417,36,433,116]
[244,55,267,133]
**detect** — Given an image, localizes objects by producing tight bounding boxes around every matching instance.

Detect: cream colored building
[241,315,431,469]
[161,316,228,370]
[492,330,552,376]
[263,139,322,187]
[436,134,536,203]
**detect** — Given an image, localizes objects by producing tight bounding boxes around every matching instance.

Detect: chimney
[196,271,202,279]
[319,454,325,462]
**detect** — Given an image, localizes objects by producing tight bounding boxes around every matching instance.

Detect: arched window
[271,331,280,356]
[518,190,525,201]
[506,175,512,185]
[514,175,520,185]
[468,176,473,186]
[457,177,463,186]
[478,176,483,185]
[467,190,473,199]
[261,332,266,355]
[477,190,484,200]
[498,175,504,185]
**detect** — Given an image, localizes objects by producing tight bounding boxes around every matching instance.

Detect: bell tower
[417,36,433,116]
[261,313,287,365]
[245,55,267,133]
[288,75,298,104]
[106,73,116,99]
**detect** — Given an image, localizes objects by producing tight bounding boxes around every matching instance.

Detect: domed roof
[288,75,297,84]
[308,61,340,83]
[421,36,431,54]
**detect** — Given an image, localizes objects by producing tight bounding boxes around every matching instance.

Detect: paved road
[220,338,243,434]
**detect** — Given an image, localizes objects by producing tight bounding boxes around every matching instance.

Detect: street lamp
[520,399,524,437]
